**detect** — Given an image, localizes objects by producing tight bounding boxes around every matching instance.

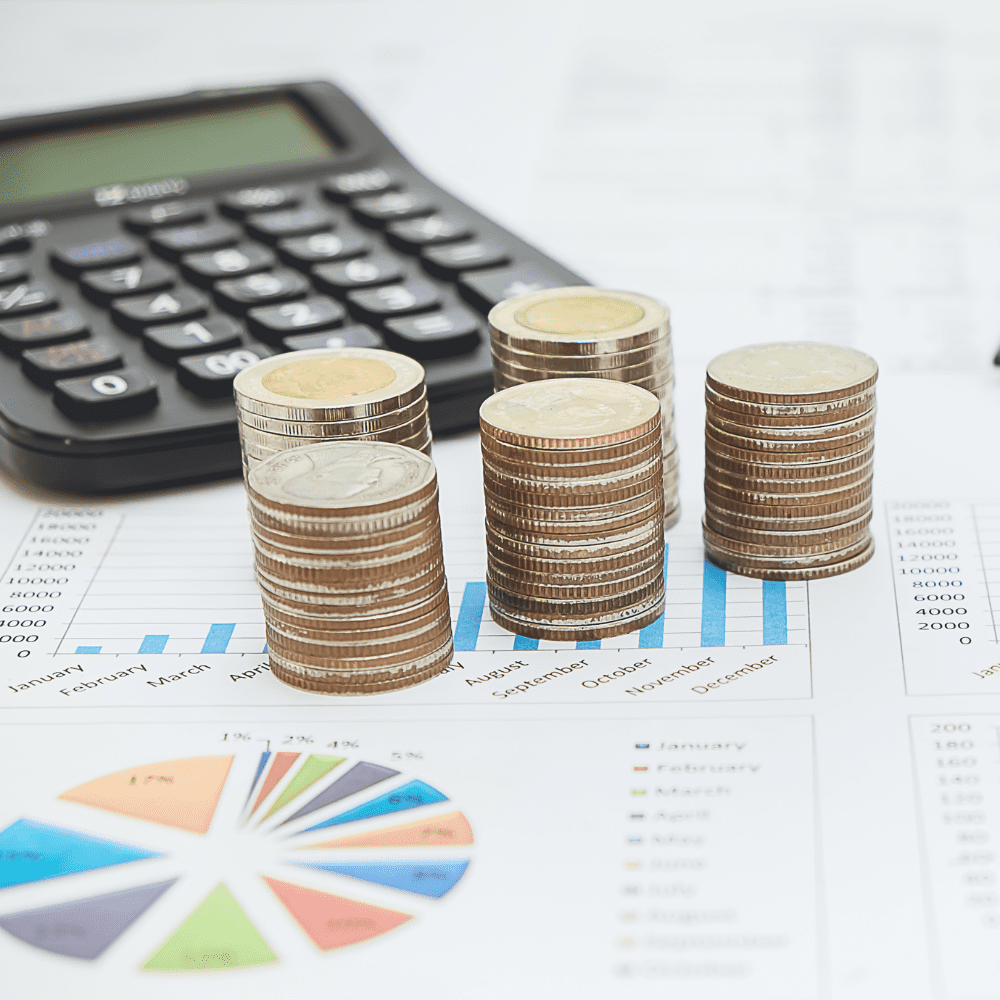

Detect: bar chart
[0,507,807,660]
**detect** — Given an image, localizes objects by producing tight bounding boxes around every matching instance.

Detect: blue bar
[576,640,601,649]
[762,580,788,645]
[513,635,539,650]
[454,582,487,652]
[138,634,168,654]
[201,623,235,654]
[75,646,101,654]
[700,560,727,647]
[638,543,669,648]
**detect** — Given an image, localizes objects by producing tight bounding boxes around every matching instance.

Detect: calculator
[0,80,585,492]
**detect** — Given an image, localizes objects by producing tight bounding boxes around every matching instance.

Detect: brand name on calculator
[94,178,189,207]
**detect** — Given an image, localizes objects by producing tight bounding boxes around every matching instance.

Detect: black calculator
[0,80,585,492]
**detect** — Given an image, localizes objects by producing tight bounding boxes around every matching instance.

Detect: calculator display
[0,99,336,205]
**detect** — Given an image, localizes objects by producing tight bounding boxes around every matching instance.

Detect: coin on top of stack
[703,342,878,580]
[481,378,665,642]
[233,348,431,476]
[247,440,453,695]
[488,286,678,530]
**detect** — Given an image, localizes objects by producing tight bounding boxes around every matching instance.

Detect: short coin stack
[480,378,665,641]
[247,440,453,695]
[703,342,878,580]
[233,347,431,476]
[489,287,679,529]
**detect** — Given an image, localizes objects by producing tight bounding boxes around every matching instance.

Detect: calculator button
[248,296,346,344]
[142,316,244,363]
[218,186,299,219]
[123,201,205,233]
[245,208,335,244]
[422,240,510,280]
[51,237,141,277]
[177,346,273,397]
[111,288,209,333]
[383,306,480,359]
[80,260,175,305]
[323,168,397,202]
[149,222,240,261]
[458,263,568,312]
[284,324,385,352]
[346,279,441,321]
[386,215,472,253]
[213,268,310,314]
[180,244,276,287]
[278,231,371,268]
[312,254,404,294]
[0,257,29,285]
[351,191,436,226]
[22,338,122,388]
[0,283,58,318]
[0,310,88,356]
[54,366,158,420]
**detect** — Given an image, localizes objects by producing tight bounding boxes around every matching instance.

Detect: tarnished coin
[480,378,661,449]
[489,590,665,641]
[705,496,872,533]
[707,405,875,443]
[248,440,436,517]
[488,575,664,617]
[235,348,425,420]
[702,517,871,556]
[706,431,872,466]
[707,342,878,404]
[706,419,874,456]
[705,458,873,493]
[706,447,874,479]
[704,508,873,547]
[488,553,663,593]
[483,470,662,508]
[482,429,663,466]
[704,476,872,509]
[706,384,876,422]
[704,538,875,581]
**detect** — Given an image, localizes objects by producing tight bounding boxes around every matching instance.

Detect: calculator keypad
[2,158,580,461]
[80,261,175,305]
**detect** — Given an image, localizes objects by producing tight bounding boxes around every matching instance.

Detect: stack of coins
[489,287,679,529]
[247,440,453,695]
[480,378,665,641]
[703,342,877,580]
[233,348,431,476]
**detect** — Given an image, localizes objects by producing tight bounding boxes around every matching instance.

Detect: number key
[150,222,240,261]
[421,240,510,280]
[0,310,88,356]
[284,323,385,352]
[312,254,404,295]
[22,338,122,388]
[218,186,299,218]
[180,244,276,287]
[386,215,472,253]
[245,208,334,244]
[323,168,397,202]
[50,237,141,277]
[142,315,244,363]
[123,201,205,233]
[0,283,58,318]
[351,191,436,226]
[346,279,441,321]
[0,257,29,285]
[278,231,371,268]
[54,366,158,420]
[213,269,310,314]
[80,260,175,305]
[177,347,273,397]
[111,288,209,333]
[247,296,346,344]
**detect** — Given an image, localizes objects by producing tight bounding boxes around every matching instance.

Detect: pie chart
[0,752,473,970]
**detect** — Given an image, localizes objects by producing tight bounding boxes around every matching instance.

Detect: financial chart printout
[0,504,811,708]
[889,501,1000,696]
[0,717,819,1000]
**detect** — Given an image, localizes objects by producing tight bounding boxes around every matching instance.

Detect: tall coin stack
[703,342,877,580]
[247,441,454,695]
[480,378,665,642]
[489,287,679,529]
[233,348,431,476]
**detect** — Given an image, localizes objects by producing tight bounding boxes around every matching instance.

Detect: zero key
[0,310,88,356]
[54,366,158,421]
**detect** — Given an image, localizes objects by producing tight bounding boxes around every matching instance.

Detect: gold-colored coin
[706,431,872,466]
[480,378,660,449]
[267,643,452,694]
[705,448,874,479]
[706,389,875,426]
[703,536,875,580]
[702,518,870,557]
[703,509,873,547]
[704,496,872,533]
[707,342,878,404]
[235,347,425,420]
[490,287,668,355]
[707,405,876,443]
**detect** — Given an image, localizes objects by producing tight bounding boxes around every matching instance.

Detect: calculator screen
[0,98,337,205]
